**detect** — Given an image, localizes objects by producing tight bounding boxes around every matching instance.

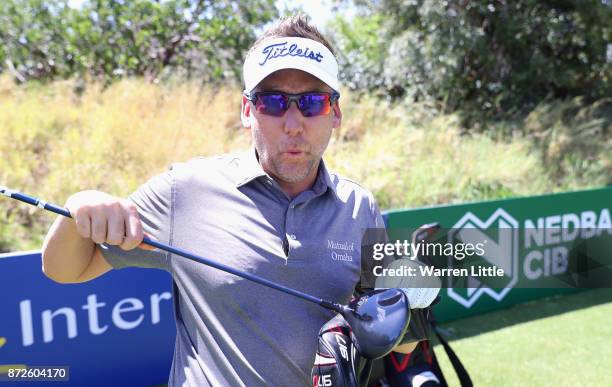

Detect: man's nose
[283,101,304,136]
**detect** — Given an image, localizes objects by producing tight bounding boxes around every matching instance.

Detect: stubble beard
[270,152,317,183]
[253,130,329,185]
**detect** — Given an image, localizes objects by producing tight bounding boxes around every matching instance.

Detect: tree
[0,0,278,84]
[330,0,612,118]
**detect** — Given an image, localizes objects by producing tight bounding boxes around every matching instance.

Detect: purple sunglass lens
[256,94,288,116]
[255,93,332,117]
[298,94,330,117]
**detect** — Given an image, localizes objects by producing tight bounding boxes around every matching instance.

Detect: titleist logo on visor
[243,37,339,93]
[258,41,324,66]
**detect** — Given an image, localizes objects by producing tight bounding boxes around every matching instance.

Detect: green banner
[383,187,612,322]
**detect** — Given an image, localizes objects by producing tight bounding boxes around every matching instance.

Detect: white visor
[243,37,339,94]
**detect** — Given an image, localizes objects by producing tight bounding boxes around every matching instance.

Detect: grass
[146,289,612,386]
[432,288,612,386]
[0,76,609,251]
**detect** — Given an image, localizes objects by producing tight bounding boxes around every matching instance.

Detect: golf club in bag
[375,223,472,387]
[311,224,444,387]
[0,186,411,360]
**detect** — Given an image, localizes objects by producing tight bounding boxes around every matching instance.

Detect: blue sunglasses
[244,91,340,117]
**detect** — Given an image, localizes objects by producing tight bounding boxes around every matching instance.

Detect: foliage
[1,77,608,251]
[0,0,277,84]
[523,96,611,185]
[329,0,612,120]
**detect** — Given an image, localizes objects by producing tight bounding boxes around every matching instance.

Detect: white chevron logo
[447,208,519,308]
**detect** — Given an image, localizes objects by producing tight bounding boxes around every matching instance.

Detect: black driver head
[342,288,410,359]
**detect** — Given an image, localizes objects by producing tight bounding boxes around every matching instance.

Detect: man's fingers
[73,208,92,239]
[120,204,143,250]
[65,191,146,248]
[90,207,109,244]
[137,233,157,251]
[106,203,125,246]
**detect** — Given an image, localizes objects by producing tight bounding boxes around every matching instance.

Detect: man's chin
[274,165,314,184]
[275,171,311,184]
[271,158,317,184]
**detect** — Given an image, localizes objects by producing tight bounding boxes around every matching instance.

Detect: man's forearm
[42,216,96,283]
[41,190,144,283]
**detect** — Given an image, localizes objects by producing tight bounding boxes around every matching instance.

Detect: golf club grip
[0,187,343,313]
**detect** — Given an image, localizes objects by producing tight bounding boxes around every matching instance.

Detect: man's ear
[331,100,342,129]
[241,95,251,129]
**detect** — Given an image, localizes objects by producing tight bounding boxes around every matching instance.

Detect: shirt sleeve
[99,169,174,272]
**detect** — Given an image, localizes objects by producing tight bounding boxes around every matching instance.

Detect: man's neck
[276,171,318,199]
[254,149,322,199]
[271,158,322,199]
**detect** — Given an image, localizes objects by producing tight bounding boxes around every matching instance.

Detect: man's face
[241,69,342,186]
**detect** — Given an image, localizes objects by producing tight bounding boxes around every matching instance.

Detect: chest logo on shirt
[327,239,354,262]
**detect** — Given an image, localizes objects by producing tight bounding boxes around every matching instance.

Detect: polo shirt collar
[234,147,267,187]
[235,147,339,200]
[314,159,339,200]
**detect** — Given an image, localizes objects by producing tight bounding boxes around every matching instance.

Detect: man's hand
[42,190,153,284]
[65,190,147,250]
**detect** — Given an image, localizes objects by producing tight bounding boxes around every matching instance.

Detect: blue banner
[0,251,175,386]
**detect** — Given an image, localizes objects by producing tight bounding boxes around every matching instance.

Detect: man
[42,14,427,386]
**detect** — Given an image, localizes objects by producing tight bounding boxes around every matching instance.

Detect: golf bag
[311,314,371,387]
[311,298,434,387]
[382,341,442,387]
[379,312,473,387]
[378,221,473,387]
[311,222,472,387]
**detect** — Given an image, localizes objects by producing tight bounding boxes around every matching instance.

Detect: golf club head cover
[373,222,442,310]
[399,285,441,309]
[311,314,371,387]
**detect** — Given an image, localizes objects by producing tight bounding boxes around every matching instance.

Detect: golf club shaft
[0,186,347,314]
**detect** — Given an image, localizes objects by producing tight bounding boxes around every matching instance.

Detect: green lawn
[432,288,612,386]
[150,289,612,386]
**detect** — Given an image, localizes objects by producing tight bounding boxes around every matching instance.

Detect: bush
[0,78,608,252]
[330,0,612,120]
[0,0,277,84]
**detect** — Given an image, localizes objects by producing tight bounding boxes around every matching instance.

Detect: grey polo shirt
[100,149,386,387]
